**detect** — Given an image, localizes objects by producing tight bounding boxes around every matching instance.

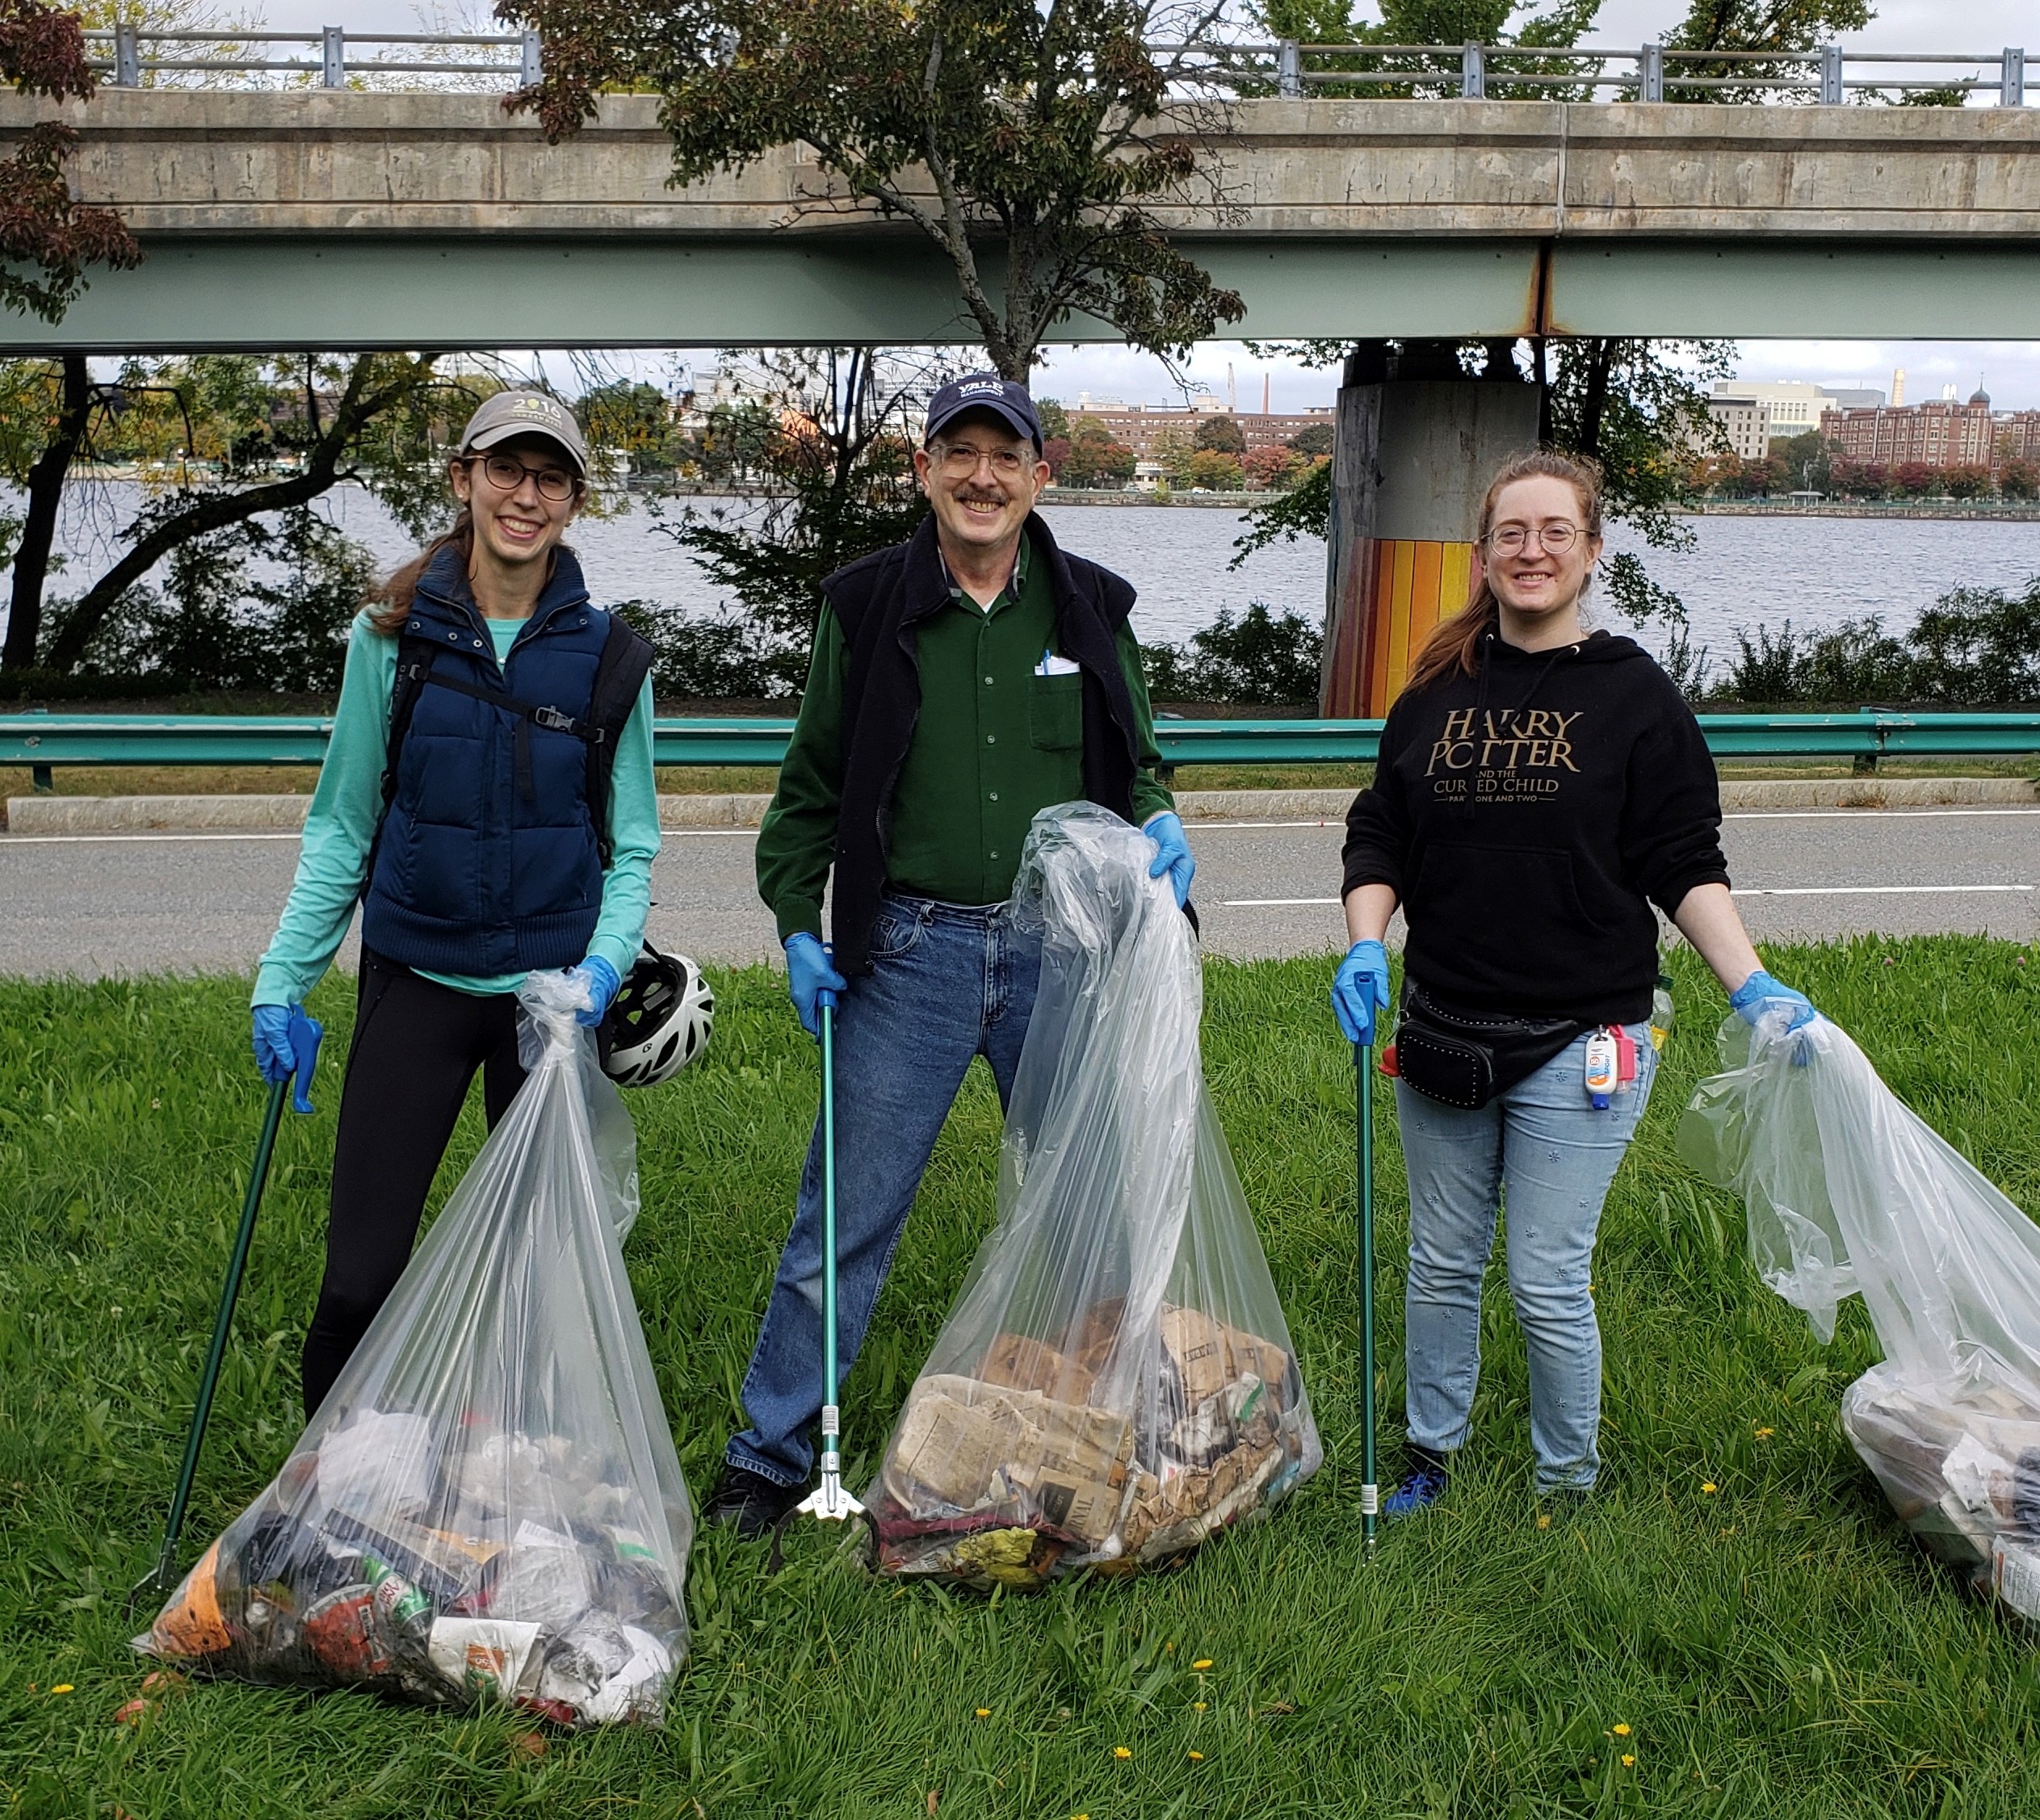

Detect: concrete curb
[6,774,2034,834]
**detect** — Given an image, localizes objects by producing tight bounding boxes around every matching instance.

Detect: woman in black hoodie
[1333,450,1815,1514]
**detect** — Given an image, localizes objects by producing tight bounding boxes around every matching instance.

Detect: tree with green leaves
[505,0,1246,382]
[1666,1,1874,99]
[1259,1,1606,99]
[653,348,942,693]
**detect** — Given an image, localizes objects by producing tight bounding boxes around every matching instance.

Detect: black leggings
[300,949,526,1416]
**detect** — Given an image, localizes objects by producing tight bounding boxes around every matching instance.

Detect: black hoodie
[1341,629,1729,1025]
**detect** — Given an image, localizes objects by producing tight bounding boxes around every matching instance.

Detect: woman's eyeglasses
[471,453,577,503]
[1488,522,1582,556]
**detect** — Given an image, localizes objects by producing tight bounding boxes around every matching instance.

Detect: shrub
[1144,602,1320,705]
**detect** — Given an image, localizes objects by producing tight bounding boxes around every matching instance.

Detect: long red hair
[1401,449,1605,695]
[365,509,476,636]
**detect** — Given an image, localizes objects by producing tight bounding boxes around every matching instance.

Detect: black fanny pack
[1392,985,1593,1111]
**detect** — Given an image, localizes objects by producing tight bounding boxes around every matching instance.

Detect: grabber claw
[796,1409,867,1523]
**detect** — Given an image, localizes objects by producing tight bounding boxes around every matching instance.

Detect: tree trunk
[43,357,385,673]
[3,354,90,671]
[1577,338,1614,462]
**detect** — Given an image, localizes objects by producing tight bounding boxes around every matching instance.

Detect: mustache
[953,489,1008,505]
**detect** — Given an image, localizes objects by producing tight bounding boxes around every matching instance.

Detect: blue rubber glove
[1729,969,1816,1034]
[253,1003,297,1086]
[251,1004,324,1113]
[566,954,622,1028]
[1332,938,1391,1046]
[784,932,847,1039]
[1144,811,1194,908]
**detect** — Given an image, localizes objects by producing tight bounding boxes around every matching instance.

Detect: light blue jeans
[1395,1023,1658,1492]
[726,894,1042,1487]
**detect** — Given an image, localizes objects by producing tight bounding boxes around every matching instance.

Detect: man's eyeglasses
[469,452,577,503]
[931,442,1030,478]
[1487,522,1583,556]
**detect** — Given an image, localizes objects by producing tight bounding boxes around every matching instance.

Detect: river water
[11,483,2040,678]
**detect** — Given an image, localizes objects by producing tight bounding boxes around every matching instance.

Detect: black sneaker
[703,1461,806,1538]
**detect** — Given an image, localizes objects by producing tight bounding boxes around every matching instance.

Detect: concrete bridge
[1,91,2037,350]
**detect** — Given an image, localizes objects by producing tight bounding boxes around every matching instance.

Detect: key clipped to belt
[1584,1025,1638,1109]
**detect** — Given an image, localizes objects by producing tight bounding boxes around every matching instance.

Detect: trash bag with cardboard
[1678,1009,2040,1622]
[867,803,1321,1587]
[136,971,692,1721]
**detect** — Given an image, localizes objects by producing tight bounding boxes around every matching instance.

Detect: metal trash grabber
[796,996,864,1528]
[131,1011,323,1608]
[1357,1035,1379,1556]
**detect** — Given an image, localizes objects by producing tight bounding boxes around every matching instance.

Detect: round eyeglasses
[472,452,577,503]
[1488,522,1582,556]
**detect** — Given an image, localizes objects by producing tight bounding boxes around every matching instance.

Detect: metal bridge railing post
[1278,38,1301,99]
[2003,47,2026,107]
[1639,41,1663,103]
[1819,44,1843,104]
[112,23,140,87]
[1461,40,1484,100]
[521,30,543,87]
[321,25,345,89]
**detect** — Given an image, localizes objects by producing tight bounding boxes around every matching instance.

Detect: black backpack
[378,614,656,869]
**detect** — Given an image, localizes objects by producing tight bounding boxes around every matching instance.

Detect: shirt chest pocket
[1029,670,1084,752]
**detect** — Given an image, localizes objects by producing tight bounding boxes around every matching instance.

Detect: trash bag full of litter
[137,971,692,1721]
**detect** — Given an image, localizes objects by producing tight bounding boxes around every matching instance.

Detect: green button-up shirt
[757,533,1174,942]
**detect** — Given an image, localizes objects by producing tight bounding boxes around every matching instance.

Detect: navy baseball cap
[923,375,1043,452]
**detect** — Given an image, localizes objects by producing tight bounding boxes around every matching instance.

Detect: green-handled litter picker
[797,998,864,1528]
[132,1012,323,1608]
[1357,1035,1379,1555]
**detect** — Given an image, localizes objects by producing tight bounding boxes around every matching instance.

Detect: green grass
[5,941,2040,1815]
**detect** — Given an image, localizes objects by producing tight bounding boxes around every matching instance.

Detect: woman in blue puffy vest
[249,389,661,1415]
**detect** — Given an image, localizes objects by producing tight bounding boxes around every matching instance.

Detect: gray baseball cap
[458,388,590,478]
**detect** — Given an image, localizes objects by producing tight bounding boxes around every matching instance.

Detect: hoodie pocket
[1410,841,1598,988]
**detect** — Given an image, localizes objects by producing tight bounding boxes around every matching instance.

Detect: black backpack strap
[359,632,442,904]
[583,614,657,870]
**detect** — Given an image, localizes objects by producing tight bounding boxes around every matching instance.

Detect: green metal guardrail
[4,711,2040,781]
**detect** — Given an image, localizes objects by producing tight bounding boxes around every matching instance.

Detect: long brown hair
[364,509,476,636]
[1401,448,1605,695]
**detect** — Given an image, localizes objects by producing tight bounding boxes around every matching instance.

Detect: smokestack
[1891,367,1906,406]
[1228,362,1236,412]
[1262,371,1270,413]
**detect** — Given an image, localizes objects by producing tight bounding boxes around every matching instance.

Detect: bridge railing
[4,712,2038,782]
[76,30,2027,106]
[82,27,542,91]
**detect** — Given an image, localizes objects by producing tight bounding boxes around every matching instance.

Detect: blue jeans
[1395,1023,1658,1493]
[726,894,1043,1487]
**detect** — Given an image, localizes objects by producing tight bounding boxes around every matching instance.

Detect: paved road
[0,807,2035,980]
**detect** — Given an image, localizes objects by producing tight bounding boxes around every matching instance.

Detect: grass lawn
[4,940,2040,1816]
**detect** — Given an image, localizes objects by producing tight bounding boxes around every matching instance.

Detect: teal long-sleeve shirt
[252,610,660,1007]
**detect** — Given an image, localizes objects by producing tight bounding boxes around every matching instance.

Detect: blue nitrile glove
[251,1004,324,1113]
[566,954,621,1028]
[784,932,847,1039]
[1730,969,1816,1034]
[1144,811,1194,908]
[253,1003,296,1087]
[1332,938,1391,1046]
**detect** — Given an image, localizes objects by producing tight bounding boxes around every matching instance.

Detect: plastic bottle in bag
[864,803,1322,1588]
[137,971,693,1721]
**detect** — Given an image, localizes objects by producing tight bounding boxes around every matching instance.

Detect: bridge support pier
[1320,342,1540,716]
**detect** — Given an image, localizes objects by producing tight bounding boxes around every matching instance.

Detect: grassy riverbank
[4,941,2040,1817]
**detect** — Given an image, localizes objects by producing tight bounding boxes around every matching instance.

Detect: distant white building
[1710,379,1840,444]
[1706,393,1772,460]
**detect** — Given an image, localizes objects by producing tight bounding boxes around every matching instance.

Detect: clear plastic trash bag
[1678,1012,2040,1612]
[136,971,692,1722]
[865,803,1321,1588]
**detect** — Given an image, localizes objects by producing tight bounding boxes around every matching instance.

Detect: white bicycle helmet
[602,943,714,1088]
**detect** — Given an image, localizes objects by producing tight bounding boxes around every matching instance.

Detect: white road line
[0,831,306,845]
[1731,884,2034,897]
[1723,808,2040,821]
[1224,884,2037,908]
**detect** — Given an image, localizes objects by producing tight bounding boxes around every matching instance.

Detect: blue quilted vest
[360,546,611,975]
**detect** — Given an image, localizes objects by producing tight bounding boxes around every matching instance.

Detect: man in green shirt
[707,375,1195,1534]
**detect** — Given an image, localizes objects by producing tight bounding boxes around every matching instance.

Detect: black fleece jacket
[1341,629,1729,1025]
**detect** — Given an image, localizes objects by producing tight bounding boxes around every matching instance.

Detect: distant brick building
[1058,400,1334,458]
[1820,391,2000,470]
[1999,411,2040,465]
